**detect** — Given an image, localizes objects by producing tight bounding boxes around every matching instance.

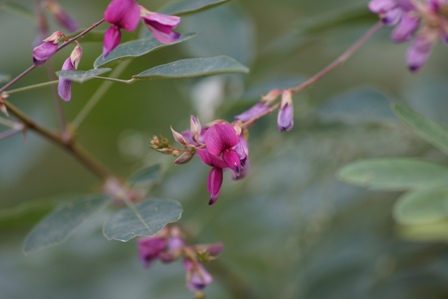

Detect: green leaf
[128,164,162,186]
[56,68,111,83]
[161,0,229,16]
[94,33,196,68]
[394,186,448,225]
[392,104,448,156]
[133,56,249,80]
[338,158,448,190]
[103,199,183,242]
[0,73,11,83]
[23,195,111,255]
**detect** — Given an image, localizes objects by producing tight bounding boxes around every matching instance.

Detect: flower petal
[103,25,121,57]
[207,167,223,205]
[204,124,239,155]
[104,0,140,31]
[197,149,227,168]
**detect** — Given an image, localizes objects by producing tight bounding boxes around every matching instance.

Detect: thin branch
[6,80,58,95]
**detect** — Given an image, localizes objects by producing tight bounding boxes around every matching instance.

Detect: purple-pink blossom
[32,31,64,66]
[58,44,82,101]
[277,90,294,132]
[141,11,181,44]
[184,259,213,292]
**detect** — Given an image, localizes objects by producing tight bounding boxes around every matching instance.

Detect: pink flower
[103,0,141,57]
[32,31,64,66]
[141,11,181,44]
[277,90,294,132]
[137,236,167,267]
[58,44,82,101]
[183,259,213,292]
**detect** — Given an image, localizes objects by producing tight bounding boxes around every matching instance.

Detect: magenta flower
[137,236,167,267]
[235,101,271,122]
[141,10,181,44]
[184,259,213,293]
[277,90,294,132]
[58,44,82,101]
[197,149,226,205]
[204,124,241,173]
[406,33,435,71]
[103,0,141,57]
[32,31,64,66]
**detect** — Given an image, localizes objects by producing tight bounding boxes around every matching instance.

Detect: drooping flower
[46,0,78,33]
[58,44,82,101]
[32,31,64,66]
[204,124,241,173]
[103,0,141,57]
[140,8,181,44]
[277,90,294,132]
[183,259,213,293]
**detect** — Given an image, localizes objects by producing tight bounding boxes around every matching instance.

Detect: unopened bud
[33,31,64,66]
[190,115,201,142]
[70,44,82,69]
[46,0,78,33]
[174,151,195,165]
[171,126,188,146]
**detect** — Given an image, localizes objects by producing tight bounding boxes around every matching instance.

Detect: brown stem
[241,21,384,129]
[4,100,112,181]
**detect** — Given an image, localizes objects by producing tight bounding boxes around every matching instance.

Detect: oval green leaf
[394,186,448,225]
[392,104,448,156]
[128,164,162,186]
[103,199,183,242]
[23,195,111,255]
[338,158,448,190]
[56,68,111,83]
[133,56,249,80]
[94,33,196,68]
[161,0,229,16]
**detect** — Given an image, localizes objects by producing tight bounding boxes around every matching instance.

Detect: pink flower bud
[171,126,188,146]
[277,90,294,132]
[103,25,121,57]
[183,259,213,292]
[32,31,64,66]
[58,44,82,101]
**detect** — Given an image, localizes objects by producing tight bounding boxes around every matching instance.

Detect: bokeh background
[2,0,448,298]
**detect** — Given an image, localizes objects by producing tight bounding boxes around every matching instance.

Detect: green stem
[71,61,131,131]
[5,80,59,95]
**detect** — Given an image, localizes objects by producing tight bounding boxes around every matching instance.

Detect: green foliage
[0,2,34,19]
[161,0,230,16]
[133,56,249,80]
[23,195,111,255]
[127,164,162,186]
[56,68,111,83]
[93,33,196,68]
[392,104,448,155]
[337,158,448,190]
[394,186,448,225]
[103,199,183,242]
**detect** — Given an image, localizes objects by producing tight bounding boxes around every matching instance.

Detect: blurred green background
[2,0,448,298]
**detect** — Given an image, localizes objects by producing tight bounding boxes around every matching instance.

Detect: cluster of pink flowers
[31,0,181,102]
[137,226,224,294]
[369,0,448,71]
[103,0,181,57]
[153,116,250,205]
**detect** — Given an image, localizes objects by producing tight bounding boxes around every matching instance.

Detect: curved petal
[207,167,223,205]
[103,25,121,57]
[204,124,239,156]
[222,149,241,175]
[197,149,227,168]
[104,0,140,31]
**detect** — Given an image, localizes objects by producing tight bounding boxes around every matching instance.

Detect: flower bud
[262,89,282,103]
[32,31,64,66]
[171,126,188,146]
[57,44,82,101]
[190,115,202,142]
[174,151,195,165]
[277,89,294,132]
